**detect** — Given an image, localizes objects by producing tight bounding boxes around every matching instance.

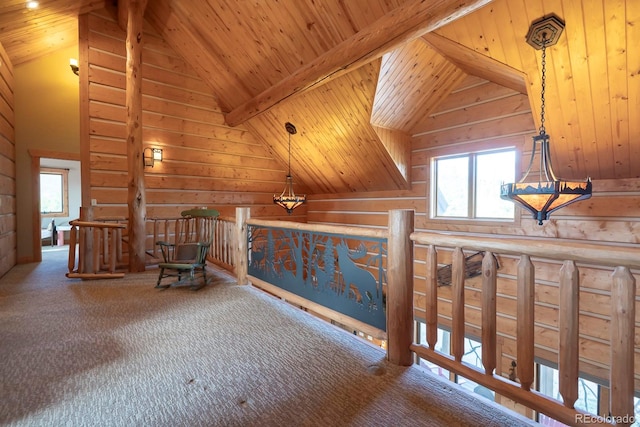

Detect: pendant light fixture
[501,15,591,225]
[273,122,306,214]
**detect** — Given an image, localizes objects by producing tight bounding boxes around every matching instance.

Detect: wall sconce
[69,58,79,76]
[143,148,163,168]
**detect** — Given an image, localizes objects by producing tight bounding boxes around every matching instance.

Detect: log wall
[0,42,15,278]
[83,7,300,224]
[307,75,640,391]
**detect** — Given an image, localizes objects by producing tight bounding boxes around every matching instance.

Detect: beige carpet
[0,248,538,427]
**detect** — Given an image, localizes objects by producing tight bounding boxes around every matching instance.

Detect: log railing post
[125,0,147,273]
[235,207,250,285]
[68,225,77,274]
[387,209,414,366]
[610,266,635,425]
[559,260,579,408]
[517,254,535,391]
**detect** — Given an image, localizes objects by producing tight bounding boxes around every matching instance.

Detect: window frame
[430,147,517,222]
[40,167,69,218]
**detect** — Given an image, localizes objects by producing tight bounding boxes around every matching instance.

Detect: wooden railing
[146,210,219,264]
[68,207,637,425]
[66,211,225,278]
[233,208,638,426]
[66,219,127,279]
[209,215,235,271]
[235,207,414,363]
[410,231,639,427]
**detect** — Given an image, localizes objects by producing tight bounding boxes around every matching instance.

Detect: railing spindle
[153,220,159,257]
[451,247,465,362]
[102,228,108,266]
[559,260,579,408]
[517,254,534,391]
[78,227,86,273]
[93,227,100,273]
[116,227,122,262]
[481,251,497,375]
[426,245,438,349]
[610,266,635,426]
[109,229,117,273]
[68,225,77,273]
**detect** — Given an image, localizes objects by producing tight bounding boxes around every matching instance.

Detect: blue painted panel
[248,226,387,331]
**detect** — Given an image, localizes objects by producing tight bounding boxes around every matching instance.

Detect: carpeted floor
[0,248,538,427]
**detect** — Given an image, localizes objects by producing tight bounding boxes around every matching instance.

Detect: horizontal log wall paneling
[307,75,640,391]
[0,41,16,277]
[85,7,294,221]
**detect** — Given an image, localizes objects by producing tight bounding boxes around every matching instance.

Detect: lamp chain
[287,132,291,175]
[539,37,547,135]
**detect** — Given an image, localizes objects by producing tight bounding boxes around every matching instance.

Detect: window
[416,322,639,425]
[537,364,599,425]
[40,168,69,217]
[432,149,516,220]
[416,323,450,379]
[415,323,494,401]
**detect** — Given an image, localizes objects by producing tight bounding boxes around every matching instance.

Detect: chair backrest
[174,243,200,262]
[174,241,210,265]
[178,208,219,244]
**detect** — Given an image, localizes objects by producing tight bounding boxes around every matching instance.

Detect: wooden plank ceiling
[1,0,638,193]
[0,0,103,65]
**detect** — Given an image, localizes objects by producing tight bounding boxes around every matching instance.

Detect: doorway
[29,150,81,263]
[39,158,81,256]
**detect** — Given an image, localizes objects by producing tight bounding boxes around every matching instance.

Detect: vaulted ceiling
[1,0,638,194]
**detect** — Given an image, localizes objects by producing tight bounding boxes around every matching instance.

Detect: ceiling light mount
[526,15,565,50]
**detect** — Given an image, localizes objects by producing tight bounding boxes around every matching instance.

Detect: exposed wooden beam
[225,0,493,127]
[421,32,527,94]
[118,0,148,32]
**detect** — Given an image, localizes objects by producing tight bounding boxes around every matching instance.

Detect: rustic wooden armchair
[154,208,219,290]
[155,241,211,290]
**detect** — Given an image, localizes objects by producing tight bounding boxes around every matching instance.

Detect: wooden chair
[155,241,211,290]
[154,208,219,290]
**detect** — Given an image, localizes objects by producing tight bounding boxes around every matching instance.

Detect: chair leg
[190,268,205,291]
[155,268,170,289]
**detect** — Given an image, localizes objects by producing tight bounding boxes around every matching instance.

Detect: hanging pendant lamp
[274,122,306,214]
[501,16,591,225]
